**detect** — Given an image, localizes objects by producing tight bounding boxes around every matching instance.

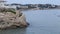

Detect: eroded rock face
[0,8,29,29]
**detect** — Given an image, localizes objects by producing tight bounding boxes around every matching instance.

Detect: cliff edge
[0,8,29,30]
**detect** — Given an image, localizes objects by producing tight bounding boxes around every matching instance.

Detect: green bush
[0,8,16,14]
[7,9,16,14]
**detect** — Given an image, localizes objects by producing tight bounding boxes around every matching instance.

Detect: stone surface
[0,8,29,29]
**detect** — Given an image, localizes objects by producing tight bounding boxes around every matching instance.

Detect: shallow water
[0,9,60,34]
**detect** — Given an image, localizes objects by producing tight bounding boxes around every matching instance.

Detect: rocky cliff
[0,8,29,29]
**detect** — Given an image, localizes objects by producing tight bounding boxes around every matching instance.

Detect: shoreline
[20,8,60,11]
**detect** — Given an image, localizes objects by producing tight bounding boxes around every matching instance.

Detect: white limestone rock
[0,10,29,29]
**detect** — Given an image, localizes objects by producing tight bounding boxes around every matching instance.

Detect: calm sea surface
[0,9,60,34]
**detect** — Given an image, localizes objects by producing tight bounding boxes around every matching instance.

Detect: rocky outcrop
[0,8,29,29]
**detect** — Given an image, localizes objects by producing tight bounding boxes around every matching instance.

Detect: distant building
[45,4,57,8]
[0,0,6,8]
[0,0,16,9]
[25,4,38,8]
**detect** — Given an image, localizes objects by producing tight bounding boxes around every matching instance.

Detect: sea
[1,9,60,34]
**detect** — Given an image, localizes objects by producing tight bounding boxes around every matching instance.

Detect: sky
[6,0,60,5]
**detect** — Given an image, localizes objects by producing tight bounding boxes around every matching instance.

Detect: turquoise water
[1,9,60,34]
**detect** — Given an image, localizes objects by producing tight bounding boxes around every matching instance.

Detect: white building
[0,0,6,7]
[0,0,16,9]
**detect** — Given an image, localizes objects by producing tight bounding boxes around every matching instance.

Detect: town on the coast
[0,0,60,10]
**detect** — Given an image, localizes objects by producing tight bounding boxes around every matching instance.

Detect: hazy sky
[6,0,60,5]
